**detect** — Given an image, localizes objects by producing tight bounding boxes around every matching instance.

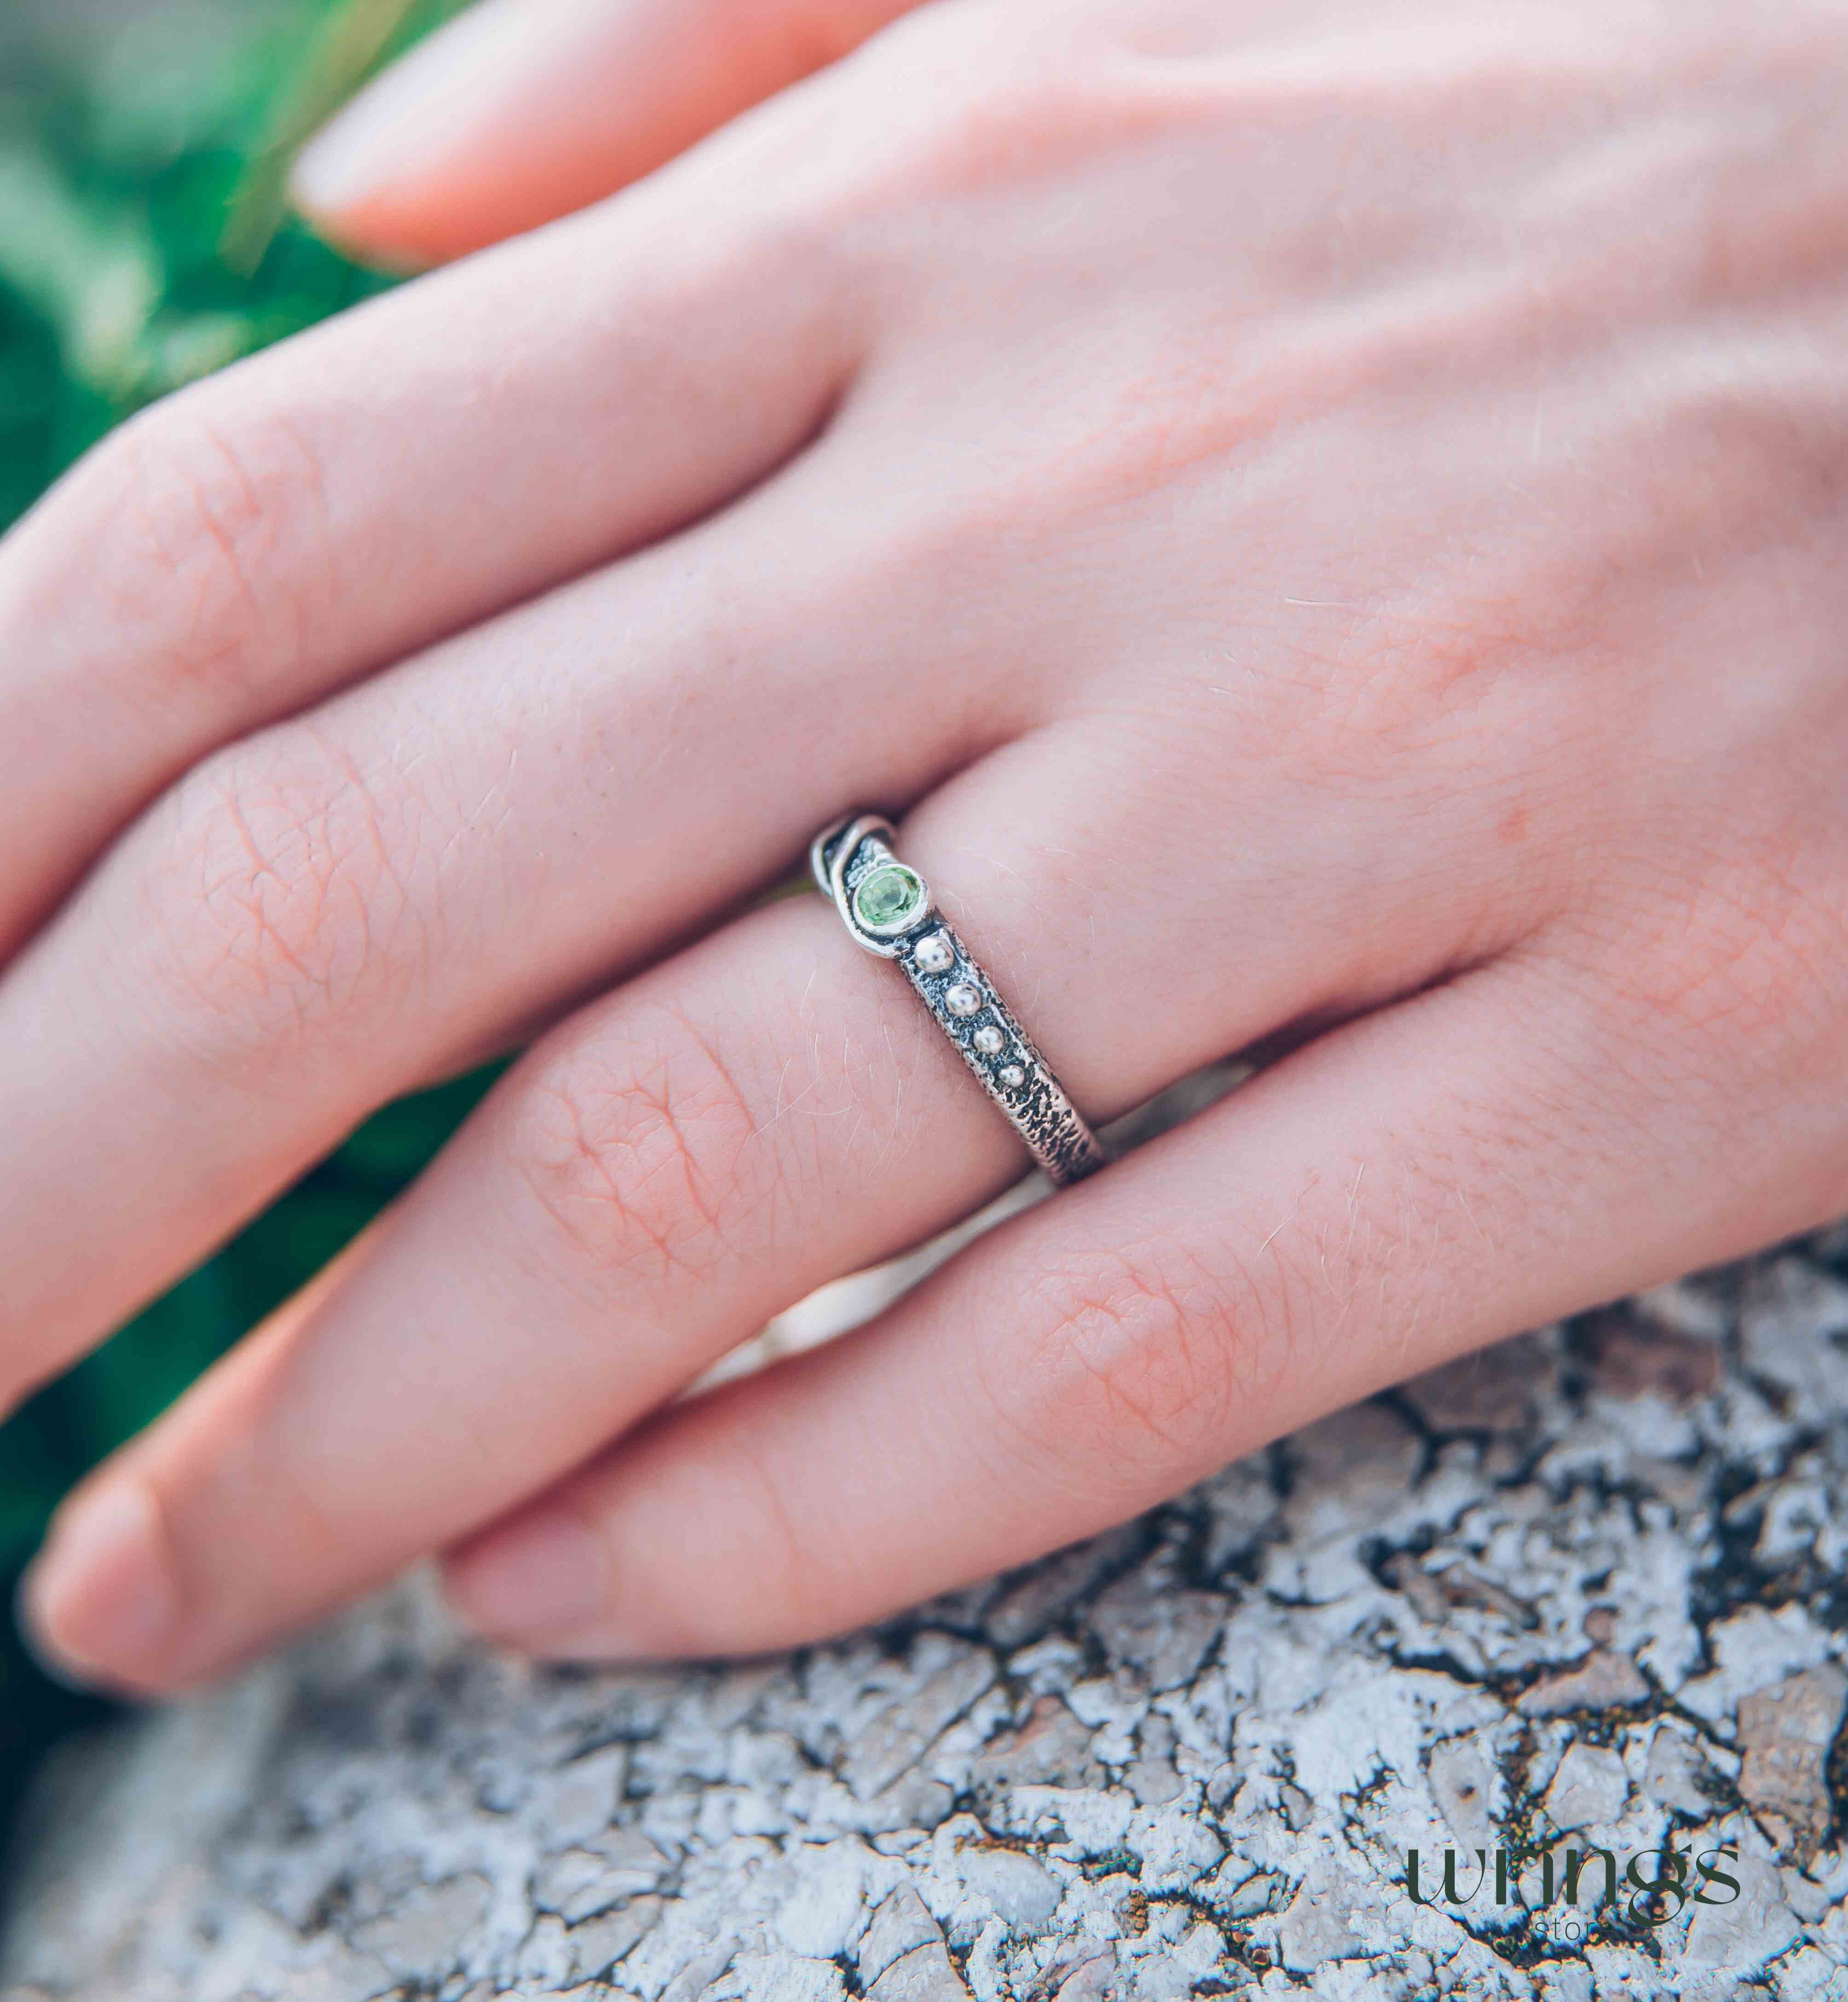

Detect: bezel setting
[852,862,929,937]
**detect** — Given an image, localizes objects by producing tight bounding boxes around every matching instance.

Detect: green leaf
[0,139,162,396]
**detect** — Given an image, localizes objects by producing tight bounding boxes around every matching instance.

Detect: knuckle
[508,1009,773,1294]
[995,1240,1275,1491]
[142,732,424,1059]
[95,386,332,706]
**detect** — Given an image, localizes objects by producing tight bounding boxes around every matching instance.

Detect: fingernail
[20,1479,176,1687]
[290,0,532,217]
[445,1502,612,1649]
[291,73,433,217]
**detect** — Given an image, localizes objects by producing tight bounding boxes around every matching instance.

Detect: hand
[13,0,1848,1695]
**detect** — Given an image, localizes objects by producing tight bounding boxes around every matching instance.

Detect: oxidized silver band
[811,813,1109,1188]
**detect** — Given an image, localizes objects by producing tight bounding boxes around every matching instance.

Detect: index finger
[0,96,861,957]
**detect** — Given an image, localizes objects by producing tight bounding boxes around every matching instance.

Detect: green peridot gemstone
[853,862,927,934]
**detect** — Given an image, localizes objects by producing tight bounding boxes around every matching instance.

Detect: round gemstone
[998,1063,1027,1088]
[853,863,927,935]
[944,982,982,1018]
[973,1024,1005,1054]
[912,930,955,974]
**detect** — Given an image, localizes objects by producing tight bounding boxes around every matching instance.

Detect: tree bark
[7,1214,1848,2000]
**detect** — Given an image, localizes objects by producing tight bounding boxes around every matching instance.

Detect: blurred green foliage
[0,0,483,1850]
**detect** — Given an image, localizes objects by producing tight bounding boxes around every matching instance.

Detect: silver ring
[811,812,1109,1187]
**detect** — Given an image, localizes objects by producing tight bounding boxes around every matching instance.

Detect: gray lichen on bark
[8,1226,1848,2000]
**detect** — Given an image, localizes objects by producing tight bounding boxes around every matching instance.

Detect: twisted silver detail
[810,813,1109,1188]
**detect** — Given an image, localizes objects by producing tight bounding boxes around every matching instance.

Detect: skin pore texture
[7,0,1848,1694]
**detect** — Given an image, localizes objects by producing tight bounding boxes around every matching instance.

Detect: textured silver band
[811,813,1109,1188]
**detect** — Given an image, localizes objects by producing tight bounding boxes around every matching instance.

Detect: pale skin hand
[11,0,1848,1695]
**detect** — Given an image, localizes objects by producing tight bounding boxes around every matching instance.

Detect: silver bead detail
[998,1063,1027,1088]
[944,982,982,1018]
[972,1024,1005,1055]
[912,930,955,974]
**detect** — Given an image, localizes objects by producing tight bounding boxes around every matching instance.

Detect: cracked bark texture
[10,1220,1848,2002]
